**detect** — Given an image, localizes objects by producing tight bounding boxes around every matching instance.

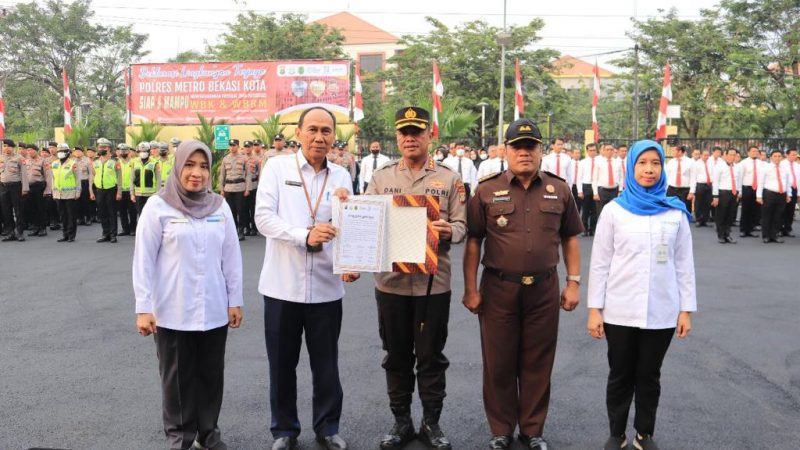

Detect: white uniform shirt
[359,152,391,193]
[442,155,478,187]
[665,156,693,188]
[132,196,243,331]
[592,155,623,195]
[476,157,506,182]
[689,158,715,193]
[757,161,791,199]
[712,162,742,196]
[587,202,697,329]
[541,152,574,186]
[780,159,799,192]
[577,157,595,185]
[255,151,353,304]
[740,157,763,188]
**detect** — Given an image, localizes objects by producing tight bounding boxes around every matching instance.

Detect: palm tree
[65,121,98,149]
[336,126,356,146]
[127,121,163,146]
[252,114,285,147]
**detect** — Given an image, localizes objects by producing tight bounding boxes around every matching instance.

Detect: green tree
[127,121,163,146]
[213,13,345,61]
[252,115,286,147]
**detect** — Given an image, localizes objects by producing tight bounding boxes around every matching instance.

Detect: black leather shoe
[97,236,111,242]
[28,229,39,236]
[740,232,755,237]
[109,237,118,243]
[419,420,451,449]
[489,435,513,449]
[380,415,415,449]
[2,235,18,242]
[773,238,785,243]
[192,439,227,450]
[57,237,69,242]
[518,435,549,450]
[782,232,795,238]
[16,236,25,242]
[50,224,61,230]
[604,434,628,450]
[67,237,75,242]
[118,231,131,236]
[718,238,727,244]
[316,433,348,450]
[725,236,737,244]
[271,436,298,450]
[763,238,770,244]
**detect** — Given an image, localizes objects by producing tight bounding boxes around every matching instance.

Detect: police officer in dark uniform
[463,119,583,450]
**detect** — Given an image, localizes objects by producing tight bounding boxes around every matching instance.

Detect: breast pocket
[163,219,191,243]
[488,203,517,231]
[539,202,564,231]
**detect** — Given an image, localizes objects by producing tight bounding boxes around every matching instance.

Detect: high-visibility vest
[120,159,133,191]
[52,159,78,193]
[93,158,118,189]
[132,159,159,195]
[160,156,175,184]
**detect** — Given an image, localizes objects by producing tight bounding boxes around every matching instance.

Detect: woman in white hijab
[133,140,243,450]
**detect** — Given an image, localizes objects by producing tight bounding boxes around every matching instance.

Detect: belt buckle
[521,276,535,286]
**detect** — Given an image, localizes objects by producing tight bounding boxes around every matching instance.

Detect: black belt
[599,186,619,191]
[0,181,22,186]
[485,266,555,286]
[225,178,245,184]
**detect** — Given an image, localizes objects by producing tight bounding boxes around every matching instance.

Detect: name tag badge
[285,180,303,187]
[656,244,668,264]
[169,218,189,224]
[207,215,224,223]
[492,196,511,203]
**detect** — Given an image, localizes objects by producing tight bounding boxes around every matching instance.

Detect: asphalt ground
[0,220,798,450]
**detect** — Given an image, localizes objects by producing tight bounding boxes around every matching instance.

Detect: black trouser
[96,187,118,237]
[693,183,712,225]
[25,182,47,231]
[135,194,152,218]
[581,183,598,234]
[264,296,343,438]
[666,186,691,212]
[783,187,797,234]
[78,179,92,222]
[376,289,451,414]
[761,190,785,241]
[224,191,246,232]
[155,325,228,450]
[596,186,619,219]
[118,191,137,233]
[56,199,77,239]
[47,194,59,227]
[604,323,674,437]
[715,190,738,239]
[464,183,472,199]
[571,184,579,210]
[245,188,257,232]
[0,181,25,236]
[740,186,758,233]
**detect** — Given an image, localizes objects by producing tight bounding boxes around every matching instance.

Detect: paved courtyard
[1,223,798,450]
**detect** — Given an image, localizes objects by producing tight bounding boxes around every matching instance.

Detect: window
[360,54,384,73]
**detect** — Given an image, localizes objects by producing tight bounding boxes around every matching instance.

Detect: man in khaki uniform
[50,144,82,242]
[73,147,93,225]
[89,143,123,243]
[219,138,251,241]
[25,144,51,237]
[244,141,261,236]
[1,139,30,241]
[365,107,467,450]
[262,133,292,166]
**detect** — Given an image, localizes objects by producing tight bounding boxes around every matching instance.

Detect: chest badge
[497,215,509,228]
[546,184,556,193]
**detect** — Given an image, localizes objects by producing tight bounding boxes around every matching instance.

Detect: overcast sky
[73,0,722,69]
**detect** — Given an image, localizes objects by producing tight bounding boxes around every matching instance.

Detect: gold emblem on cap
[519,125,532,132]
[497,215,509,228]
[546,184,555,193]
[493,190,509,196]
[404,108,417,119]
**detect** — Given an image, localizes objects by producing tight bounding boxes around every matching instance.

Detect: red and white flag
[432,61,443,140]
[352,62,364,124]
[655,63,672,140]
[63,68,73,135]
[514,59,524,120]
[0,89,5,139]
[591,60,600,143]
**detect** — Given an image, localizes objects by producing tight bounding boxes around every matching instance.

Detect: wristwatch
[566,275,581,285]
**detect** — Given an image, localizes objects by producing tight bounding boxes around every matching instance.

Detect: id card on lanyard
[656,222,669,264]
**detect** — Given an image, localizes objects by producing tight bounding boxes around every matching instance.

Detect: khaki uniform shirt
[263,148,293,166]
[76,157,92,181]
[247,154,261,190]
[467,170,583,274]
[219,153,252,193]
[26,157,52,195]
[339,152,357,181]
[365,157,467,296]
[0,154,30,192]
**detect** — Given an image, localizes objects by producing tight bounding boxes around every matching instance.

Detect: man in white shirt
[570,148,581,200]
[476,145,507,182]
[665,145,693,212]
[708,146,724,220]
[756,149,791,244]
[712,148,742,244]
[616,144,629,191]
[541,137,573,186]
[577,143,599,235]
[255,106,358,450]
[688,149,714,226]
[359,140,391,194]
[780,148,798,237]
[739,146,762,237]
[592,143,622,218]
[443,144,478,196]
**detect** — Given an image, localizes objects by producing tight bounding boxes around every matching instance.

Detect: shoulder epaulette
[542,170,566,183]
[436,161,456,173]
[479,171,503,183]
[376,160,399,172]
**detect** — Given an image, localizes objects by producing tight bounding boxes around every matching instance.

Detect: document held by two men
[331,195,440,274]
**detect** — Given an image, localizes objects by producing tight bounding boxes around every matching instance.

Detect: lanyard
[295,153,329,226]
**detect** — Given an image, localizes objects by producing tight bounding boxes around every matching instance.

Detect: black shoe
[130,231,136,236]
[16,236,25,242]
[754,225,761,231]
[725,236,737,244]
[28,229,40,236]
[380,415,415,449]
[718,238,727,244]
[419,420,451,449]
[740,232,755,237]
[50,224,61,230]
[489,435,513,449]
[633,433,659,450]
[118,231,131,236]
[782,232,795,237]
[270,436,298,450]
[518,435,549,450]
[67,237,75,242]
[763,238,770,244]
[604,434,628,450]
[97,236,111,243]
[37,229,47,237]
[109,237,117,243]
[772,238,785,243]
[238,233,245,241]
[1,235,18,242]
[582,231,589,237]
[57,237,69,242]
[316,433,348,450]
[192,439,227,450]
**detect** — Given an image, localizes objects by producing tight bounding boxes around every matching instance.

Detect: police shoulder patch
[479,171,502,183]
[436,161,455,172]
[375,160,399,172]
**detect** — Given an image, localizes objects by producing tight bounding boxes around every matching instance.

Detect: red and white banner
[63,68,72,135]
[591,60,600,143]
[126,60,351,125]
[0,89,5,139]
[514,59,524,120]
[352,62,364,124]
[655,63,672,140]
[432,61,443,139]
